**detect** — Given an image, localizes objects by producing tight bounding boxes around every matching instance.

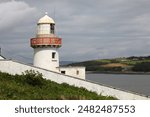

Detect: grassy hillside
[0,70,115,100]
[69,56,150,72]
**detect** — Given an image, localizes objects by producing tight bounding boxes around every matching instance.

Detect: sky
[0,0,150,63]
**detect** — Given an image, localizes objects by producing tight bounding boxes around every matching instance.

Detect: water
[86,73,150,96]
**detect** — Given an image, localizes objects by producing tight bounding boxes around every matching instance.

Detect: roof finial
[45,12,48,15]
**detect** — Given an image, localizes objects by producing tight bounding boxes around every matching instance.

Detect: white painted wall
[0,60,149,100]
[58,66,85,79]
[34,48,59,72]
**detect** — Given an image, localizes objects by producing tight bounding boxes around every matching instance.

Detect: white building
[0,53,5,60]
[0,56,5,60]
[30,13,85,79]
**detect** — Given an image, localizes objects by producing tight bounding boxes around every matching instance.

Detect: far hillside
[68,56,150,72]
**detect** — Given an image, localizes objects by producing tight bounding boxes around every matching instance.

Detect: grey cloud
[0,0,37,62]
[0,1,36,32]
[1,0,150,62]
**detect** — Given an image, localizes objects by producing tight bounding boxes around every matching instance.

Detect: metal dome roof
[38,14,55,24]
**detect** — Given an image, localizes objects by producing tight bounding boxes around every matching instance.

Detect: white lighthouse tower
[30,13,62,72]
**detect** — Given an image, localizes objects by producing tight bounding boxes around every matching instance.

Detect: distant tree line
[127,56,150,60]
[132,62,150,72]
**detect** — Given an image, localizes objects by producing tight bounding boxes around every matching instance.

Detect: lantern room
[37,13,55,37]
[30,13,62,48]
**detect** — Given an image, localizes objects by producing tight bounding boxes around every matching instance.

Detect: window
[76,70,79,75]
[61,71,66,74]
[50,24,55,34]
[52,52,56,59]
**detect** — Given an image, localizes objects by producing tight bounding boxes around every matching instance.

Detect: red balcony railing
[30,37,62,48]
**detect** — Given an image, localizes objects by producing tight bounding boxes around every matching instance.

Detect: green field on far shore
[68,56,150,72]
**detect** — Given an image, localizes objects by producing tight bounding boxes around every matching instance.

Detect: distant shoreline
[86,71,150,75]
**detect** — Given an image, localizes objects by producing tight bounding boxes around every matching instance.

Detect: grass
[0,71,116,100]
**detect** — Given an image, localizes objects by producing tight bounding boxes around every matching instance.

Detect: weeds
[0,71,116,100]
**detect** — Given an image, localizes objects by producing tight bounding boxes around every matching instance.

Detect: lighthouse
[30,13,85,79]
[30,13,62,72]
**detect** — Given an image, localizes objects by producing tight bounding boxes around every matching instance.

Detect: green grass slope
[0,71,115,100]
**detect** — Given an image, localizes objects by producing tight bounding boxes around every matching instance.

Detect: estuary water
[86,73,150,96]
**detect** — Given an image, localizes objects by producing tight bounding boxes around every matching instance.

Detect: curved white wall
[34,48,59,72]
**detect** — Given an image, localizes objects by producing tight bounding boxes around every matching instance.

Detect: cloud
[1,0,150,62]
[0,0,36,62]
[59,0,150,60]
[0,0,36,32]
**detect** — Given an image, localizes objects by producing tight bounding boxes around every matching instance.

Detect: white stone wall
[58,66,85,79]
[0,60,149,100]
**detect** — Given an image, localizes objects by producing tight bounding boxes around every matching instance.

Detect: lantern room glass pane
[37,24,50,34]
[50,24,55,34]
